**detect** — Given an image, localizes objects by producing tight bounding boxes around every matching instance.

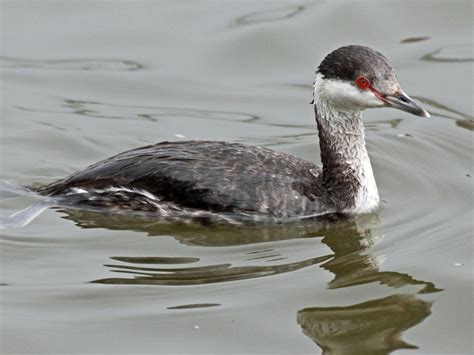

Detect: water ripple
[413,96,473,130]
[234,4,309,26]
[16,98,260,124]
[93,254,331,286]
[110,256,199,265]
[420,45,473,63]
[401,36,430,44]
[0,57,144,71]
[167,303,221,310]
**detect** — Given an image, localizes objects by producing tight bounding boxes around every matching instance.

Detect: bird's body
[37,141,330,218]
[35,45,430,221]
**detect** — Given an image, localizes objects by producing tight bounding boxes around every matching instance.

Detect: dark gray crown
[317,45,395,83]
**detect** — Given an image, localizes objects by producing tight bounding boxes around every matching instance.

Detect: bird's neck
[313,99,379,213]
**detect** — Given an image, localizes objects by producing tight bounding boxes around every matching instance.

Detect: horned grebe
[36,45,429,220]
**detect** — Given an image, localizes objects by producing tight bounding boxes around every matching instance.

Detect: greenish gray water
[1,1,473,354]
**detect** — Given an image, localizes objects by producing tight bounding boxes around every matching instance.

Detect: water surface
[1,1,473,354]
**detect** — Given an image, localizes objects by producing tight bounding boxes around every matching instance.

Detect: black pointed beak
[382,90,430,117]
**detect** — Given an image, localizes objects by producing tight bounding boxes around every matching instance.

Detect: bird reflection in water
[59,209,441,353]
[297,294,432,355]
[294,217,440,354]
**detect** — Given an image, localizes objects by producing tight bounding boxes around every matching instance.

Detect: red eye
[355,76,370,90]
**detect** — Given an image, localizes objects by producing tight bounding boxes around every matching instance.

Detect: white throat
[313,73,380,213]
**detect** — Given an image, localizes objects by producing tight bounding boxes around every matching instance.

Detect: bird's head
[315,45,430,117]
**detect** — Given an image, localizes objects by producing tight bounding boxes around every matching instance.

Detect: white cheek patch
[314,73,383,110]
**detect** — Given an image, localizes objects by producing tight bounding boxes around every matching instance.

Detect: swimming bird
[35,45,429,220]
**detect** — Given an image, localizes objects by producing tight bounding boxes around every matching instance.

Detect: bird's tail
[0,180,54,229]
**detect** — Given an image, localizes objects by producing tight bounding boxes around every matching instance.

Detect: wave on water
[0,57,144,71]
[233,3,309,26]
[421,45,474,63]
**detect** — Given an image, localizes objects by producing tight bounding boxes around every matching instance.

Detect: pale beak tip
[421,109,431,118]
